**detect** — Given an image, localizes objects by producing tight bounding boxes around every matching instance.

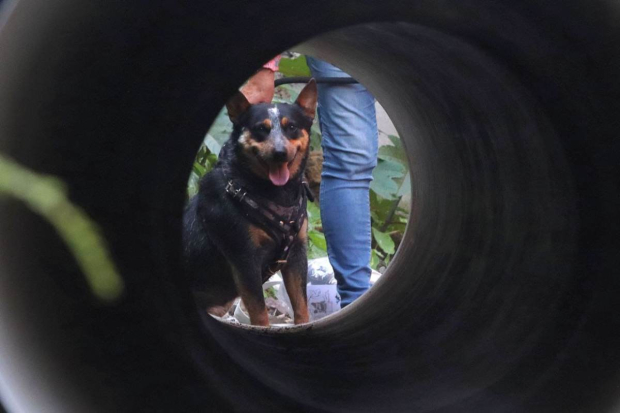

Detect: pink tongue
[268,163,290,186]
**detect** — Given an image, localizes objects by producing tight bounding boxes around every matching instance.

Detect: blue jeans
[306,57,378,307]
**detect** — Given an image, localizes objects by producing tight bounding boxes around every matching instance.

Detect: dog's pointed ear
[295,78,317,119]
[226,91,251,124]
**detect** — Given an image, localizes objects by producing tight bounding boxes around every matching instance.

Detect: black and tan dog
[183,80,317,326]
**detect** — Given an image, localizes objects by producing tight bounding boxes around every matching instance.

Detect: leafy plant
[306,200,327,259]
[369,134,410,271]
[0,154,124,302]
[187,108,231,198]
[278,54,311,77]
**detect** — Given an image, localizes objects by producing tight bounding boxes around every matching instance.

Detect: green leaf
[307,201,322,227]
[308,243,328,260]
[371,158,406,199]
[308,230,327,251]
[196,146,207,163]
[387,134,403,148]
[378,144,407,164]
[397,172,411,197]
[310,122,322,151]
[263,286,278,299]
[0,154,124,302]
[370,249,380,270]
[378,136,409,179]
[370,190,395,222]
[205,107,233,146]
[385,222,407,234]
[385,254,392,266]
[193,163,206,177]
[278,56,311,77]
[205,153,218,173]
[372,228,395,255]
[370,209,381,224]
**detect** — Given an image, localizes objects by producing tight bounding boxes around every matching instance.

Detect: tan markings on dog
[249,224,272,247]
[263,119,272,128]
[298,129,309,151]
[238,289,270,326]
[281,117,288,127]
[237,132,272,179]
[281,263,310,324]
[298,217,308,242]
[288,129,310,178]
[238,129,252,145]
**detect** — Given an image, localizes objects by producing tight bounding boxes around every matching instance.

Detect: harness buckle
[225,180,246,201]
[225,180,234,194]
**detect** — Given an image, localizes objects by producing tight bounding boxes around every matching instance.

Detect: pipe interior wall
[0,1,619,412]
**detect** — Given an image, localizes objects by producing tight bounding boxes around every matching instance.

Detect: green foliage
[310,122,322,152]
[278,55,311,77]
[0,154,124,302]
[371,134,409,199]
[306,200,328,259]
[188,108,233,198]
[372,228,395,255]
[368,135,410,271]
[370,249,381,271]
[207,107,234,146]
[371,158,406,199]
[264,286,278,299]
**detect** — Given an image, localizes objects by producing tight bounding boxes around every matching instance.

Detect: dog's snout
[272,145,288,162]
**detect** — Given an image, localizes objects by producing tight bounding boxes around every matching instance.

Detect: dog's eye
[255,125,270,134]
[286,124,298,133]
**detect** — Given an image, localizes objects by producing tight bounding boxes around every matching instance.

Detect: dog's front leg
[281,218,310,324]
[231,266,270,326]
[281,251,310,324]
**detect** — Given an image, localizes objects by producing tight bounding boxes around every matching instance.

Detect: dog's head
[226,80,317,186]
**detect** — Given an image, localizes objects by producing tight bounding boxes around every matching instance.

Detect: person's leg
[306,56,378,307]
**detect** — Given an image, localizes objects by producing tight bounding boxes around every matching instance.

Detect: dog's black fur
[183,80,317,326]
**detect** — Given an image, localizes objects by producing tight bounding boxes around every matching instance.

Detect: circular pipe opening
[188,54,410,328]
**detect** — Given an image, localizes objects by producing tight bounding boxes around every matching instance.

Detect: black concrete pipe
[1,0,619,412]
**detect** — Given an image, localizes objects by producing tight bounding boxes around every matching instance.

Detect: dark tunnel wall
[0,1,619,412]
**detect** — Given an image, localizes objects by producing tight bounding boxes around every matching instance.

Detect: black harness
[225,178,314,276]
